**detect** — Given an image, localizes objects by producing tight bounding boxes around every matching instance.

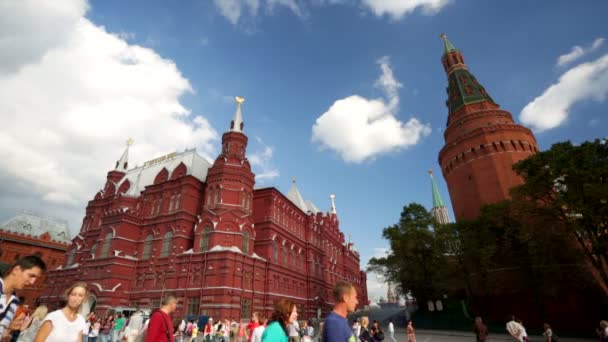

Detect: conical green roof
[429,171,445,208]
[440,33,457,54]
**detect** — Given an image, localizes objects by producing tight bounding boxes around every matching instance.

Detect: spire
[330,193,337,214]
[230,96,245,132]
[429,170,445,208]
[440,34,495,116]
[115,138,132,171]
[429,170,451,225]
[440,33,457,54]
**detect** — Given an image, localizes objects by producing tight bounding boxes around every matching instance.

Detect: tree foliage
[511,139,608,291]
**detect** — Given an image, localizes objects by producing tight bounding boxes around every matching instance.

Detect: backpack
[186,322,193,335]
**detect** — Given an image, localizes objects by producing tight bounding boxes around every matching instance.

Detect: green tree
[511,139,608,291]
[367,203,448,304]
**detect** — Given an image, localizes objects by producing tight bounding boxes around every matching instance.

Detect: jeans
[100,333,111,342]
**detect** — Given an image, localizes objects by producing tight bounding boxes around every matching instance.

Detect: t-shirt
[114,317,126,331]
[0,278,20,336]
[322,312,355,342]
[388,323,394,333]
[247,321,260,342]
[43,309,86,342]
[251,325,265,342]
[145,310,174,342]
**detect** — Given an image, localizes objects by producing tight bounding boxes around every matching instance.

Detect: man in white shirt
[125,310,144,342]
[251,318,267,342]
[388,319,395,342]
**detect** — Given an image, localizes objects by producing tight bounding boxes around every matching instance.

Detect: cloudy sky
[0,0,606,302]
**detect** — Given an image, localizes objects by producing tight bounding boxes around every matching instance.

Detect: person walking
[406,320,416,342]
[506,316,525,342]
[597,321,608,342]
[387,320,395,342]
[0,256,46,338]
[88,317,101,342]
[251,318,267,342]
[543,323,557,342]
[246,313,261,342]
[34,282,88,342]
[358,317,371,342]
[287,319,300,342]
[322,281,358,342]
[261,299,298,342]
[16,305,48,342]
[125,310,144,342]
[474,317,488,342]
[145,294,178,342]
[99,315,113,342]
[370,321,384,342]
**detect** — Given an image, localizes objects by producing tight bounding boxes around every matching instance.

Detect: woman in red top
[146,295,177,342]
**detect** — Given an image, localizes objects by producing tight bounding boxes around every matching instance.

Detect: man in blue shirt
[322,281,359,342]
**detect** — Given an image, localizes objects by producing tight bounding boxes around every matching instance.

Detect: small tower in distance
[429,170,451,225]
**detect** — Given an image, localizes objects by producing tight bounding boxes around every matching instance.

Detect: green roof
[441,34,457,54]
[430,172,445,208]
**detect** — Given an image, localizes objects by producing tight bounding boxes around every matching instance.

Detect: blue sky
[0,0,607,301]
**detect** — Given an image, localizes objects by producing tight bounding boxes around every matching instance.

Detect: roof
[440,33,457,54]
[0,211,72,244]
[115,149,212,197]
[429,172,445,208]
[286,181,321,214]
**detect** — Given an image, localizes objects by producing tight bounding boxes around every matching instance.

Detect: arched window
[142,234,153,260]
[169,195,175,211]
[206,189,213,207]
[291,249,296,267]
[161,231,173,257]
[215,188,221,205]
[272,241,278,263]
[242,230,250,254]
[100,232,113,258]
[200,227,211,252]
[176,194,182,209]
[90,243,98,257]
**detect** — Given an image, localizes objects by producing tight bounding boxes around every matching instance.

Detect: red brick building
[0,212,70,306]
[437,35,538,221]
[41,98,368,319]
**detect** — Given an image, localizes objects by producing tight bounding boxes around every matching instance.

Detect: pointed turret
[429,170,451,225]
[230,96,245,132]
[115,138,132,172]
[287,178,307,211]
[440,34,495,117]
[437,35,538,220]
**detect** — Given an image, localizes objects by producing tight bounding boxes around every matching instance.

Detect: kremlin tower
[428,170,450,225]
[437,35,538,221]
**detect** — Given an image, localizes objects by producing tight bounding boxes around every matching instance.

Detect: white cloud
[214,0,303,25]
[557,37,605,67]
[520,54,608,132]
[249,138,280,182]
[361,0,451,19]
[311,57,431,163]
[0,0,218,232]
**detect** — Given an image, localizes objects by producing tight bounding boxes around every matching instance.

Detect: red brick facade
[0,226,68,307]
[41,102,368,320]
[438,37,538,221]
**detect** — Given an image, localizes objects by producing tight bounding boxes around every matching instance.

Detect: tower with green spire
[429,170,450,225]
[438,34,538,221]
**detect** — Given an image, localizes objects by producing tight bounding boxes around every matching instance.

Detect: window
[100,232,113,258]
[215,188,221,205]
[142,235,153,260]
[176,194,181,209]
[161,231,173,257]
[151,299,161,309]
[200,227,211,252]
[169,195,175,211]
[241,299,252,320]
[187,297,200,316]
[283,245,288,265]
[242,230,250,254]
[291,249,296,267]
[90,243,98,258]
[272,241,278,263]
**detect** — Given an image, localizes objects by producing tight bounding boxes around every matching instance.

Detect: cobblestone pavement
[386,328,596,342]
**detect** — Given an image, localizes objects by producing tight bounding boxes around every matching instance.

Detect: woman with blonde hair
[261,299,298,342]
[358,316,372,342]
[17,305,49,342]
[34,282,87,342]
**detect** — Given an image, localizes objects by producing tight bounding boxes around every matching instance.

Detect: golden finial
[235,96,245,104]
[292,177,297,184]
[440,33,447,40]
[127,138,134,146]
[428,169,433,175]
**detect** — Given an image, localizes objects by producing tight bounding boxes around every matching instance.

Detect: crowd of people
[4,255,607,342]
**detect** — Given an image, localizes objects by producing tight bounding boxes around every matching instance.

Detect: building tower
[197,96,255,252]
[429,170,451,225]
[437,34,539,220]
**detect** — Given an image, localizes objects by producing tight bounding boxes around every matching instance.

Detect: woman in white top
[34,282,87,342]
